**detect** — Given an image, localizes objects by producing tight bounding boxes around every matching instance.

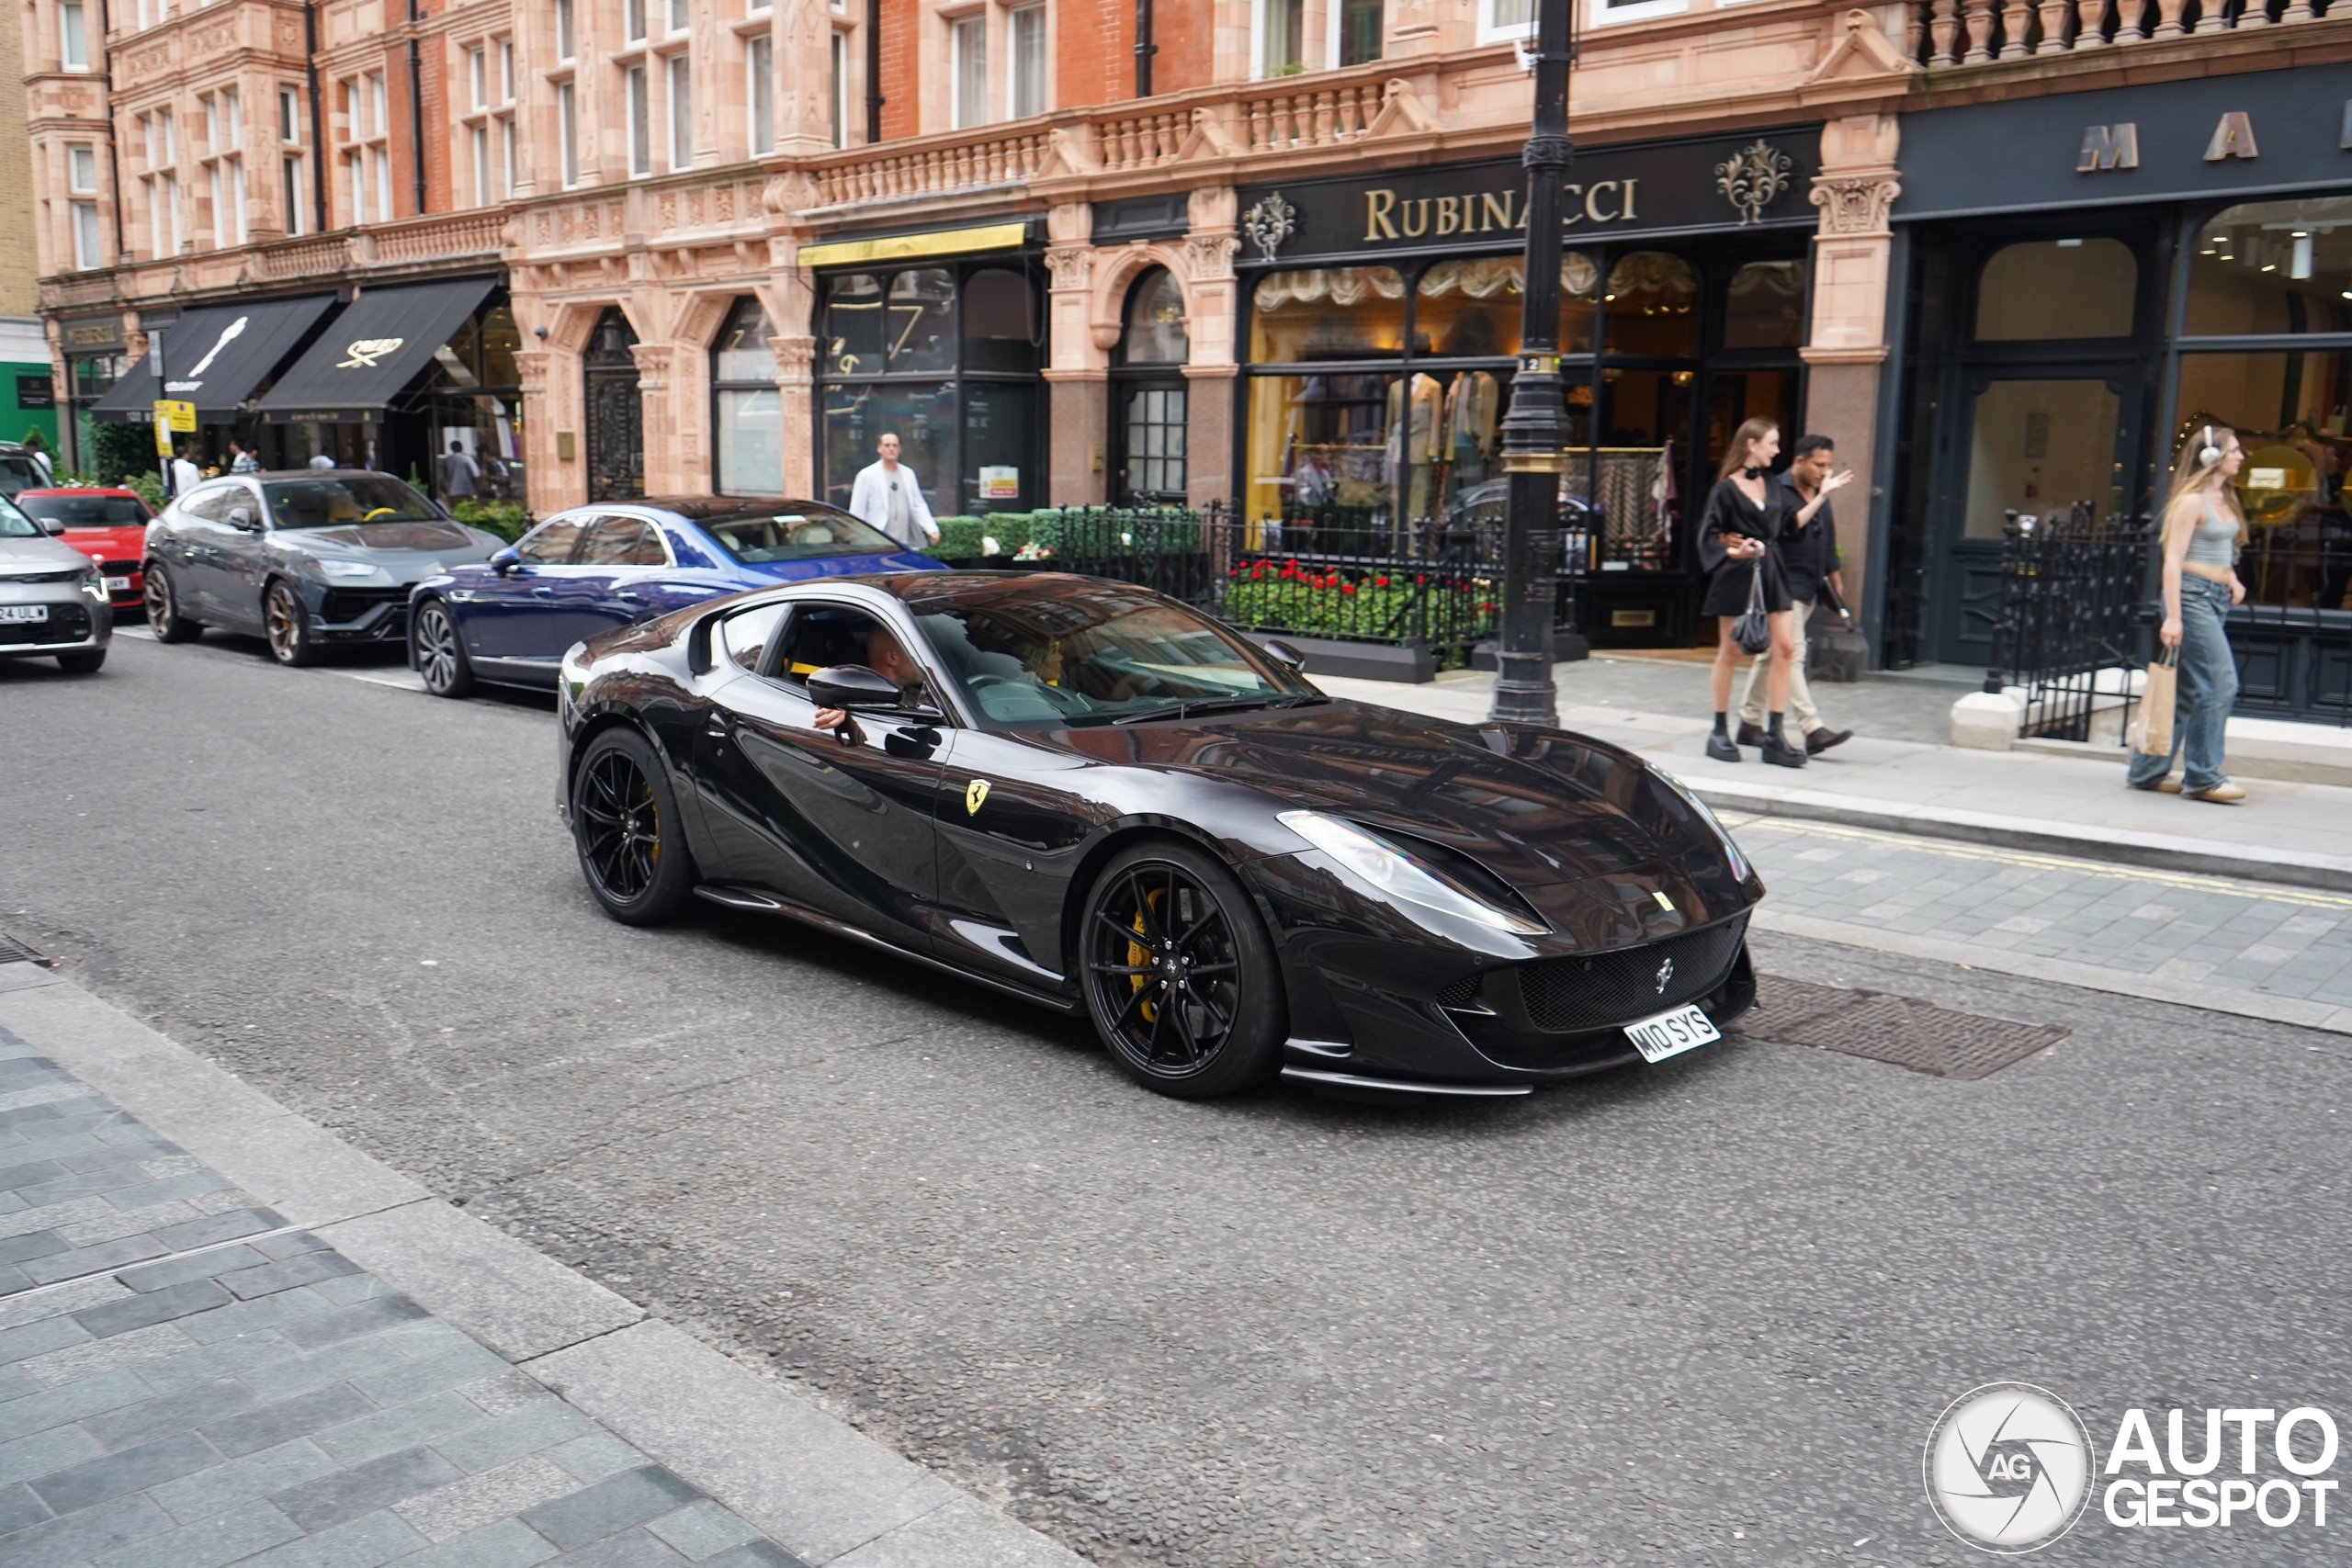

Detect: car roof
[16,487,143,500]
[589,497,850,524]
[250,468,412,480]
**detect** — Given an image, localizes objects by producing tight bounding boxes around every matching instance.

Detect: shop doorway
[583,309,643,502]
[1113,268,1192,506]
[1932,369,2135,665]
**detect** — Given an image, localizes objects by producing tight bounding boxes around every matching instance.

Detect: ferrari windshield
[704,507,902,563]
[911,578,1318,728]
[259,474,440,528]
[17,493,150,527]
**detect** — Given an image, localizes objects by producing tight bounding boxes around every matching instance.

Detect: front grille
[101,559,139,575]
[320,587,410,623]
[0,568,85,584]
[1516,917,1747,1032]
[1436,974,1483,1009]
[0,604,92,645]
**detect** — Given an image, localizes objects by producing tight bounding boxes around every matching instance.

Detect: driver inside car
[811,622,928,744]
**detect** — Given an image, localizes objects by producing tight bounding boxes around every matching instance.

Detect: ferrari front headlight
[1278,810,1544,935]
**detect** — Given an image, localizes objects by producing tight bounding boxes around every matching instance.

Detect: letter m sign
[2078,124,2140,173]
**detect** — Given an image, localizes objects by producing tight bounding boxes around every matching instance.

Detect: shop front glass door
[1939,374,2128,665]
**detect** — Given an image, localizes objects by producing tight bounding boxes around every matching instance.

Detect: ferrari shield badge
[965,779,990,816]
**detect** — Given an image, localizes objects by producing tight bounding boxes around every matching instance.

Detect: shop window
[1962,379,2120,541]
[1603,253,1697,358]
[2173,349,2352,612]
[1248,371,1397,523]
[1122,268,1189,364]
[431,299,525,502]
[713,297,782,496]
[1249,267,1405,362]
[962,267,1037,374]
[2187,199,2352,338]
[1723,260,1807,350]
[891,269,956,371]
[1973,239,2134,342]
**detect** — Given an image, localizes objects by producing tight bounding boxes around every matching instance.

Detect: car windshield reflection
[17,494,150,526]
[259,475,440,528]
[705,507,902,563]
[911,578,1318,728]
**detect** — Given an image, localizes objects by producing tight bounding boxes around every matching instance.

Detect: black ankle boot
[1760,731,1808,768]
[1706,730,1741,763]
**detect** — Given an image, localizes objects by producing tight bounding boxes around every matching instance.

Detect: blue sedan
[408,497,942,696]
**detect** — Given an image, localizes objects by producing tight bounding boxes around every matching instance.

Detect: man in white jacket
[847,434,941,550]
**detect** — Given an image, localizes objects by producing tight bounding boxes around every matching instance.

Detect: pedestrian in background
[1736,434,1853,755]
[169,444,200,497]
[439,439,481,501]
[227,437,260,475]
[2130,423,2248,804]
[308,450,336,470]
[848,433,941,550]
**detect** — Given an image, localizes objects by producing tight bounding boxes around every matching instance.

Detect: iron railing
[1984,502,2154,742]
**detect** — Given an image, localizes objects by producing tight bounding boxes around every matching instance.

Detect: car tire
[570,727,699,926]
[55,649,106,674]
[1080,839,1285,1099]
[263,580,318,667]
[412,598,476,698]
[144,563,201,642]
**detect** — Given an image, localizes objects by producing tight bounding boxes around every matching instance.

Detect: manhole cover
[0,933,50,966]
[1743,976,2066,1080]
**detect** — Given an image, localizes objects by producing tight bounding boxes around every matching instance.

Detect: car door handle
[616,591,643,604]
[532,586,555,598]
[705,714,729,739]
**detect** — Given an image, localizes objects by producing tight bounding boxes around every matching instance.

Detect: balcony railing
[1912,0,2335,64]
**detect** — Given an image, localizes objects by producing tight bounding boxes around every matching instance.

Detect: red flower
[1374,576,1390,588]
[1280,567,1296,580]
[1341,583,1357,595]
[1414,574,1426,585]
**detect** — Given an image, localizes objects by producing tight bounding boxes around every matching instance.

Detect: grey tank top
[2185,494,2237,569]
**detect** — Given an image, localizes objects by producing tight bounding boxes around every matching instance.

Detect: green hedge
[451,500,532,542]
[925,506,1203,563]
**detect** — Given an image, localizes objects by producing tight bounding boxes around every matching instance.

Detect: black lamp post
[1487,0,1574,728]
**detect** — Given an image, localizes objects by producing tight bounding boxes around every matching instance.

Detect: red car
[15,489,153,614]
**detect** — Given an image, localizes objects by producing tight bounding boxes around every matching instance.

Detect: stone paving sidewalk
[0,1028,804,1568]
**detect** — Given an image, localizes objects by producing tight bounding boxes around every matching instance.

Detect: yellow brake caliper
[1128,890,1164,1024]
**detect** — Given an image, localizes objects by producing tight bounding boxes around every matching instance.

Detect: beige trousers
[1736,597,1822,731]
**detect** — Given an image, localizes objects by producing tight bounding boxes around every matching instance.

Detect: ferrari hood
[1080,700,1728,889]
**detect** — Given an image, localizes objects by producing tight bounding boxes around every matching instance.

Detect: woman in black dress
[1699,418,1844,768]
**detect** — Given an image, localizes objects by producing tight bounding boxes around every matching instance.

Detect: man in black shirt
[1737,434,1853,753]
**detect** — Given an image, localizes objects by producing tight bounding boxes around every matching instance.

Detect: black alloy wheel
[263,581,317,667]
[571,728,698,924]
[412,599,476,697]
[144,563,200,642]
[1080,840,1284,1098]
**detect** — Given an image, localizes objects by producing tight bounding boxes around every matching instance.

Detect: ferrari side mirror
[808,664,903,711]
[1261,638,1306,672]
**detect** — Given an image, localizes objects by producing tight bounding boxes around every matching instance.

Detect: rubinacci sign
[1236,128,1822,265]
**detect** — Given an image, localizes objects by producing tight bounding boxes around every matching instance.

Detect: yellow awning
[795,222,1028,270]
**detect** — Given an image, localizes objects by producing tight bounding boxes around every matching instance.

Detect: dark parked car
[556,572,1761,1100]
[408,497,942,697]
[143,470,503,664]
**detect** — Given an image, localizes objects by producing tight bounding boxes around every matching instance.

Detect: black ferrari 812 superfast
[557,572,1761,1099]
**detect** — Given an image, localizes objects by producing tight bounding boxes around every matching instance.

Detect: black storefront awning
[253,277,501,425]
[89,296,338,423]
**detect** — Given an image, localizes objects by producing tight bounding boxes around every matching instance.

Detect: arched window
[1120,268,1188,364]
[1974,240,2135,341]
[711,297,780,496]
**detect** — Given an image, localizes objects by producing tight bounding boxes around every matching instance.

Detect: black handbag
[1729,558,1771,655]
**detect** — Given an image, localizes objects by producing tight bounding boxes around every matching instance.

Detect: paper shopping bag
[2132,647,2180,758]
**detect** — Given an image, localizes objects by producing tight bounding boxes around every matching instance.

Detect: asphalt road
[5,632,2346,1566]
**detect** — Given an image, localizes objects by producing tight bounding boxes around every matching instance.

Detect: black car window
[17,494,150,527]
[575,516,668,567]
[0,457,43,497]
[514,517,586,563]
[718,603,788,672]
[910,580,1315,729]
[702,507,900,564]
[259,474,437,527]
[771,604,933,708]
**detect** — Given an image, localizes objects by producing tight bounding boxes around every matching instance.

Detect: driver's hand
[812,708,861,745]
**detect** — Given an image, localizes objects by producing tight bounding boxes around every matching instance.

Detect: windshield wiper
[1111,694,1322,725]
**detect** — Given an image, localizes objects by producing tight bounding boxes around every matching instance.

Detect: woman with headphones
[2129,424,2249,804]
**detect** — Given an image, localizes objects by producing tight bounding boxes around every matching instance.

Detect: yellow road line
[1713,813,2352,910]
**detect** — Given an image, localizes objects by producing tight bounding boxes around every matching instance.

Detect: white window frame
[1584,0,1687,27]
[950,13,988,130]
[278,85,301,144]
[1476,0,1535,41]
[667,0,690,32]
[555,0,577,62]
[666,52,691,171]
[558,81,580,186]
[501,118,517,196]
[281,153,303,237]
[748,30,775,156]
[626,64,651,176]
[60,0,90,71]
[1009,5,1046,120]
[471,124,491,207]
[73,200,103,269]
[469,47,487,111]
[67,144,97,193]
[1249,0,1306,82]
[625,0,648,44]
[500,38,515,100]
[829,28,847,148]
[158,170,180,254]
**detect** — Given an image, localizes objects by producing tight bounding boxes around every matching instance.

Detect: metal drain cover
[0,933,50,966]
[1743,976,2066,1080]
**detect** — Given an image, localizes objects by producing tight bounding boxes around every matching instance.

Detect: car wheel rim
[578,750,660,901]
[144,571,170,631]
[1086,862,1241,1077]
[416,606,457,690]
[266,587,300,660]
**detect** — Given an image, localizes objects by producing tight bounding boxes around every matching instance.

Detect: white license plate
[104,576,130,591]
[0,604,48,624]
[1625,1002,1720,1064]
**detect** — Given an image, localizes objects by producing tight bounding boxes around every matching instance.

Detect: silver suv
[0,495,111,672]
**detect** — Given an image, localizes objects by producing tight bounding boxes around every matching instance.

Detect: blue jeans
[2127,574,2237,793]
